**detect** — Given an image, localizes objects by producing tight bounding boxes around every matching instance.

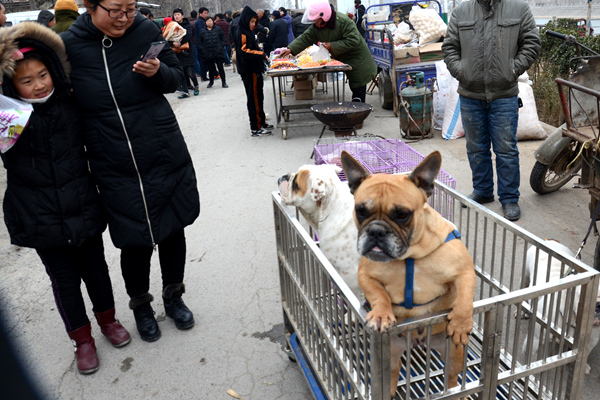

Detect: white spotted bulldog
[278,164,362,300]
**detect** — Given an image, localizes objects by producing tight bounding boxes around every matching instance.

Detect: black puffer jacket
[266,16,288,54]
[198,26,226,61]
[62,13,200,248]
[235,7,267,75]
[174,18,195,68]
[0,22,106,249]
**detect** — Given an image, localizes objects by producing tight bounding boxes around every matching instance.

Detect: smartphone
[140,41,166,62]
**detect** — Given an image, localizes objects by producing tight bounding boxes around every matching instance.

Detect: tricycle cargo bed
[273,181,599,400]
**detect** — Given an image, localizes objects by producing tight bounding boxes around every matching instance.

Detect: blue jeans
[223,45,231,64]
[459,95,520,204]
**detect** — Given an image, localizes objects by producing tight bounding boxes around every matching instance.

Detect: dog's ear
[341,150,370,194]
[408,151,441,198]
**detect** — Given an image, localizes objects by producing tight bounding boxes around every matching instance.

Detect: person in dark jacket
[229,9,241,50]
[442,0,541,221]
[189,10,202,75]
[265,9,288,54]
[61,0,200,343]
[214,13,231,65]
[37,9,55,27]
[198,16,228,88]
[194,6,209,80]
[354,0,366,38]
[224,10,232,23]
[51,0,79,33]
[279,7,294,44]
[173,8,199,97]
[235,6,274,136]
[291,10,311,37]
[0,22,131,375]
[257,9,270,30]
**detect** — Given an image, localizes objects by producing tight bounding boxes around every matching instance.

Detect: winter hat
[37,10,55,26]
[271,10,280,18]
[54,0,78,13]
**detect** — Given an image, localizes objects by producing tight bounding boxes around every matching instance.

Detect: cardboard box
[293,74,313,82]
[394,46,420,64]
[294,76,318,90]
[295,87,316,100]
[419,42,443,62]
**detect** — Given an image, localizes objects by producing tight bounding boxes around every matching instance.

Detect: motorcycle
[530,30,600,267]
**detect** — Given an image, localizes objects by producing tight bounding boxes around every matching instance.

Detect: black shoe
[163,284,195,330]
[263,123,274,129]
[207,82,213,88]
[461,192,494,208]
[129,294,161,342]
[222,82,228,88]
[502,202,521,221]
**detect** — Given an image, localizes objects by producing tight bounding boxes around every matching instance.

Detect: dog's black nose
[278,174,290,186]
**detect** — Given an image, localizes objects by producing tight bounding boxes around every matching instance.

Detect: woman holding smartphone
[61,0,201,342]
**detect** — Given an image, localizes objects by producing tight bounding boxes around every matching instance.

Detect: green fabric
[288,13,376,89]
[52,9,79,34]
[442,0,541,101]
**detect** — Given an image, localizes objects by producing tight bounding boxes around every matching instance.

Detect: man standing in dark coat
[215,14,231,65]
[354,0,366,38]
[194,7,209,81]
[189,10,202,76]
[291,9,311,38]
[257,9,270,30]
[266,10,288,54]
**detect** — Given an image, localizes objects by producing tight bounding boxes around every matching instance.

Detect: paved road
[1,64,599,399]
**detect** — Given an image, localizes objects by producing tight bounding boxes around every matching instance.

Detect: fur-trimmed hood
[0,22,71,98]
[0,21,70,80]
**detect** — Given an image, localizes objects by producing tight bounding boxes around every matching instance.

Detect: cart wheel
[282,129,288,140]
[529,141,582,194]
[378,71,394,110]
[283,110,290,122]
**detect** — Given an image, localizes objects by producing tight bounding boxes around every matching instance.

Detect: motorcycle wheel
[529,142,583,195]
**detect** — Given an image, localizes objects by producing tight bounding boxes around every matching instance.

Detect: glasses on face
[98,3,139,19]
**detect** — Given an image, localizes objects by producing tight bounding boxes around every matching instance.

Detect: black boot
[129,293,161,342]
[163,283,195,330]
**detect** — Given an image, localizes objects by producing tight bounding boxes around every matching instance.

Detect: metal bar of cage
[273,178,599,400]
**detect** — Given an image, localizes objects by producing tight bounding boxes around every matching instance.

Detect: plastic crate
[314,138,456,189]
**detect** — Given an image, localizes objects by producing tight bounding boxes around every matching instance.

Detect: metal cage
[273,181,599,400]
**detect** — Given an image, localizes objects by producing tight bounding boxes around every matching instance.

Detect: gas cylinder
[399,71,434,139]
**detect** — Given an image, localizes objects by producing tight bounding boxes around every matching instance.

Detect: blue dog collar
[395,230,461,309]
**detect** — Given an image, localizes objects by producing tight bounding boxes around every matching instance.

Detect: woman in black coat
[61,1,200,342]
[173,8,198,97]
[198,16,228,88]
[265,10,289,54]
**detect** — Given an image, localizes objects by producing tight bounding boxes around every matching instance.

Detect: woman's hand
[133,58,160,78]
[322,42,332,52]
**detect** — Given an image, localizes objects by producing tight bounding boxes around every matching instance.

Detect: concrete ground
[1,65,599,399]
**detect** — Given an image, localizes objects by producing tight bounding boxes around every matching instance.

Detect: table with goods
[266,48,352,140]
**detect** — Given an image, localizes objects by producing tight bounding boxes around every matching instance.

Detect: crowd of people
[0,0,540,383]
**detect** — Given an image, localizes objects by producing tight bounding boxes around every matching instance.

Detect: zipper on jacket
[101,35,157,249]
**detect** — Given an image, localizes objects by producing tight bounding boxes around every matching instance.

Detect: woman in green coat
[278,0,377,102]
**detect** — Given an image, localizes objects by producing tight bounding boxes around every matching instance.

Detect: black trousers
[120,229,186,298]
[351,85,367,103]
[36,234,114,332]
[207,58,226,84]
[241,72,266,131]
[181,65,198,92]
